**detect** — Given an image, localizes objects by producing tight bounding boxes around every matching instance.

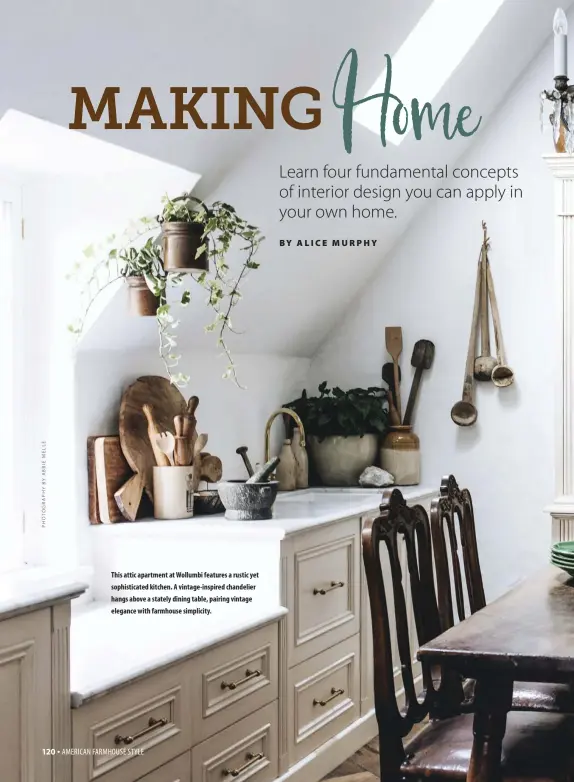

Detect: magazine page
[0,1,571,779]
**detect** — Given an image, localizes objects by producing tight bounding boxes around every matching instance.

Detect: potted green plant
[67,193,264,387]
[120,238,165,316]
[285,383,388,486]
[159,194,207,272]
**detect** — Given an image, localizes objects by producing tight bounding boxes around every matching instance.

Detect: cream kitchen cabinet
[134,754,190,782]
[69,488,435,782]
[0,574,85,782]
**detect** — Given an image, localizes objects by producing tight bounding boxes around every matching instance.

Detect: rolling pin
[174,415,191,466]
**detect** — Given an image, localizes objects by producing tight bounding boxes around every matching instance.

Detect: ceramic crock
[380,426,420,486]
[153,465,194,519]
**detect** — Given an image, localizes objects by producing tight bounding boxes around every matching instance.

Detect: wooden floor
[320,736,381,782]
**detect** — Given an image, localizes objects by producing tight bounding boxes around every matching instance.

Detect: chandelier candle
[541,8,574,153]
[555,8,568,78]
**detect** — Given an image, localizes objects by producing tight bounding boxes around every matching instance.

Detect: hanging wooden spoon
[487,263,514,388]
[474,222,497,382]
[451,258,482,427]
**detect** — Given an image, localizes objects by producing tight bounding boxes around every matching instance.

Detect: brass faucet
[264,408,306,463]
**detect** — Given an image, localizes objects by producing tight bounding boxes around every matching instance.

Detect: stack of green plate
[551,541,574,576]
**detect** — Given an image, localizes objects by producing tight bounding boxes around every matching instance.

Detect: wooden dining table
[418,566,574,782]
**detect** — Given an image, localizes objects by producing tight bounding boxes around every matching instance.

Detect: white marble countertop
[70,602,288,707]
[0,566,88,621]
[90,486,434,539]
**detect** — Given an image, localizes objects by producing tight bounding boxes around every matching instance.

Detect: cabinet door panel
[0,609,51,782]
[287,518,360,666]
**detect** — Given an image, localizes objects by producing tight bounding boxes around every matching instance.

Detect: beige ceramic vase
[276,439,298,491]
[380,426,420,486]
[291,429,309,489]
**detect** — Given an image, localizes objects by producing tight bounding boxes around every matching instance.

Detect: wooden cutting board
[87,436,133,524]
[119,376,187,501]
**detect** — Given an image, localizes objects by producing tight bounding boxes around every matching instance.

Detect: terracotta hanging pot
[125,276,159,317]
[161,222,208,272]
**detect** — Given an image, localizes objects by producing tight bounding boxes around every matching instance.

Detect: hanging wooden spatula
[403,340,435,426]
[385,327,403,420]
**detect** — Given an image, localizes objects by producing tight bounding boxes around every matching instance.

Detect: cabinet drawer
[288,635,360,765]
[72,662,191,782]
[191,623,278,742]
[136,752,190,782]
[191,701,278,782]
[288,518,360,665]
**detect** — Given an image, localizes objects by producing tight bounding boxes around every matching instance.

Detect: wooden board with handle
[119,376,187,502]
[87,435,133,524]
[87,436,151,523]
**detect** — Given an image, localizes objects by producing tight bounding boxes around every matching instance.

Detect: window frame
[0,183,24,571]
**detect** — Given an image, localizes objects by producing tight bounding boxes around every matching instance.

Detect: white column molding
[544,154,574,541]
[51,601,72,782]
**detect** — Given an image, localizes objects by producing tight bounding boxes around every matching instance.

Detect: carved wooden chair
[431,475,574,713]
[362,488,574,782]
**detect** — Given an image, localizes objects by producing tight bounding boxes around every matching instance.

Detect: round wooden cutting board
[119,376,186,500]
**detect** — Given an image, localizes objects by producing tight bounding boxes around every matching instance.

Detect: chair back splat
[362,488,442,776]
[430,475,486,632]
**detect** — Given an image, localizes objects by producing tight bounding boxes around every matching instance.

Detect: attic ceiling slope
[0,0,568,359]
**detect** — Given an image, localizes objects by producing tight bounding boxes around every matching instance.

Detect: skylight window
[354,0,506,145]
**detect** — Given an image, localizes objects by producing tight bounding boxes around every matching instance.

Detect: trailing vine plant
[158,194,264,384]
[67,193,264,388]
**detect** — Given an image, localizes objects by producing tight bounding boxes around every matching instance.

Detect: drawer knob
[313,687,344,707]
[114,716,168,746]
[222,751,264,777]
[221,668,261,691]
[313,581,344,596]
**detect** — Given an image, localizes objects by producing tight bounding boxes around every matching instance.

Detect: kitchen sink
[275,488,382,503]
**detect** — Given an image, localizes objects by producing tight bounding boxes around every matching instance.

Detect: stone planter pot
[162,222,208,272]
[125,276,159,316]
[308,434,379,487]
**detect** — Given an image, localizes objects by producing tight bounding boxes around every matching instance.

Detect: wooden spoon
[382,362,401,410]
[154,431,175,466]
[191,434,208,492]
[451,259,482,427]
[403,340,435,427]
[387,392,401,426]
[385,327,403,419]
[474,222,497,382]
[487,263,514,388]
[142,404,170,467]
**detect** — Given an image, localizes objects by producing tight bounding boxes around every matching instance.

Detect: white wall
[18,166,309,580]
[309,37,557,601]
[16,160,195,569]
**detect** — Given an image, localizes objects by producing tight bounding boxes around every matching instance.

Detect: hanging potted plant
[120,239,164,316]
[67,193,264,387]
[159,194,208,272]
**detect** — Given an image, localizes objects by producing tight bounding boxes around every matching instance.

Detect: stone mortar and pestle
[218,457,280,520]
